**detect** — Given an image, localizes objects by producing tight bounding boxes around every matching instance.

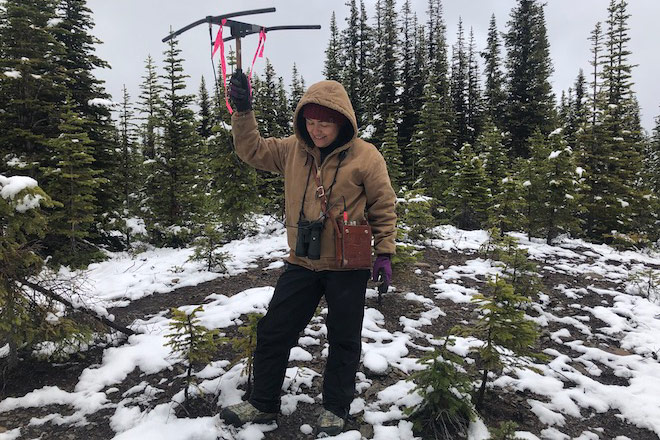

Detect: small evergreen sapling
[406,337,475,440]
[225,313,263,398]
[480,229,543,299]
[396,190,437,243]
[448,143,491,230]
[189,222,227,272]
[628,269,660,302]
[454,275,542,410]
[489,421,524,440]
[165,306,219,405]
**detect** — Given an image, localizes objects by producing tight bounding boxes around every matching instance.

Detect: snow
[88,98,118,107]
[0,174,45,212]
[548,150,562,159]
[3,70,21,79]
[2,223,660,439]
[0,175,38,199]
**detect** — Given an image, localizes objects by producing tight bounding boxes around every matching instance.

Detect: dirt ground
[1,248,658,439]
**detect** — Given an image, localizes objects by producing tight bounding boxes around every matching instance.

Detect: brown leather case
[334,218,373,269]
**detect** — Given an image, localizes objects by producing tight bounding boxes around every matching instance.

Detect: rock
[363,383,385,399]
[359,424,374,439]
[0,426,7,433]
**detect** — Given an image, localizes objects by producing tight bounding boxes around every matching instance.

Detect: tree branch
[18,278,136,336]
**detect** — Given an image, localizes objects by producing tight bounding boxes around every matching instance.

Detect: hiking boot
[220,401,277,427]
[316,408,346,436]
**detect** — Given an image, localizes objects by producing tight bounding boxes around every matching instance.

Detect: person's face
[306,118,340,149]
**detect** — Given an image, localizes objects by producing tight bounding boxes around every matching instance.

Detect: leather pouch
[334,218,373,269]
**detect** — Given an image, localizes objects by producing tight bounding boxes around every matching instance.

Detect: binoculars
[295,219,324,260]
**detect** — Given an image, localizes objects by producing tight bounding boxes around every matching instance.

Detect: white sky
[88,0,660,132]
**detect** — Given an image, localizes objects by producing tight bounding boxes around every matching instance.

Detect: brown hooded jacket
[231,80,396,271]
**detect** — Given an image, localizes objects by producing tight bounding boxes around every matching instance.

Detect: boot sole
[220,408,276,427]
[317,426,344,436]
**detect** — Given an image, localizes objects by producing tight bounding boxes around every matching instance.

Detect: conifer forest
[1,0,660,439]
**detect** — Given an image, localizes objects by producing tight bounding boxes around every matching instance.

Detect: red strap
[212,19,233,114]
[247,28,267,95]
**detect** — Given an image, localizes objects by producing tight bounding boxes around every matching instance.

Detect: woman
[220,71,396,435]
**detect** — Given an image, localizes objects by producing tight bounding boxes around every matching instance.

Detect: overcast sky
[87,0,660,132]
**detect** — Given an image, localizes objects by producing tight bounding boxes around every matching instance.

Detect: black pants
[249,263,370,417]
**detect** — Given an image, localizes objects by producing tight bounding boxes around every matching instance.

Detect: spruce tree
[117,85,141,243]
[197,76,212,139]
[448,144,491,230]
[380,115,404,192]
[450,19,469,150]
[0,0,66,177]
[357,0,375,130]
[42,99,104,267]
[290,63,306,114]
[481,14,506,131]
[400,21,428,189]
[564,70,588,148]
[646,112,660,194]
[642,113,660,241]
[410,72,454,209]
[323,12,343,81]
[580,0,644,242]
[477,120,510,195]
[424,0,454,152]
[148,36,204,243]
[0,175,57,370]
[531,132,581,243]
[165,306,219,405]
[466,28,483,146]
[342,0,361,123]
[53,0,120,240]
[504,0,556,157]
[137,55,162,160]
[397,1,422,150]
[373,0,399,145]
[488,172,526,234]
[455,275,540,410]
[276,76,291,136]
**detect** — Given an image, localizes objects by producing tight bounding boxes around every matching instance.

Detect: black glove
[229,69,252,112]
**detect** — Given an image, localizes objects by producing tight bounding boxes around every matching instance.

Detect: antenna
[162,8,321,70]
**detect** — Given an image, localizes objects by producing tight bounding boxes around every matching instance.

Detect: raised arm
[229,72,289,174]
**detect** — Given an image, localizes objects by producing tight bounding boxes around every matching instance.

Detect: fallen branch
[18,278,136,336]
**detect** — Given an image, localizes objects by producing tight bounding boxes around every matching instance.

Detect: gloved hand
[228,70,252,112]
[372,255,392,292]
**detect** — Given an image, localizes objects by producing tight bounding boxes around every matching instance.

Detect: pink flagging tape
[247,28,267,96]
[212,19,233,114]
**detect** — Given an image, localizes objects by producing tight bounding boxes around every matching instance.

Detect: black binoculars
[295,218,324,260]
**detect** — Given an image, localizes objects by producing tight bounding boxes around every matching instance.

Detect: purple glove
[372,255,392,289]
